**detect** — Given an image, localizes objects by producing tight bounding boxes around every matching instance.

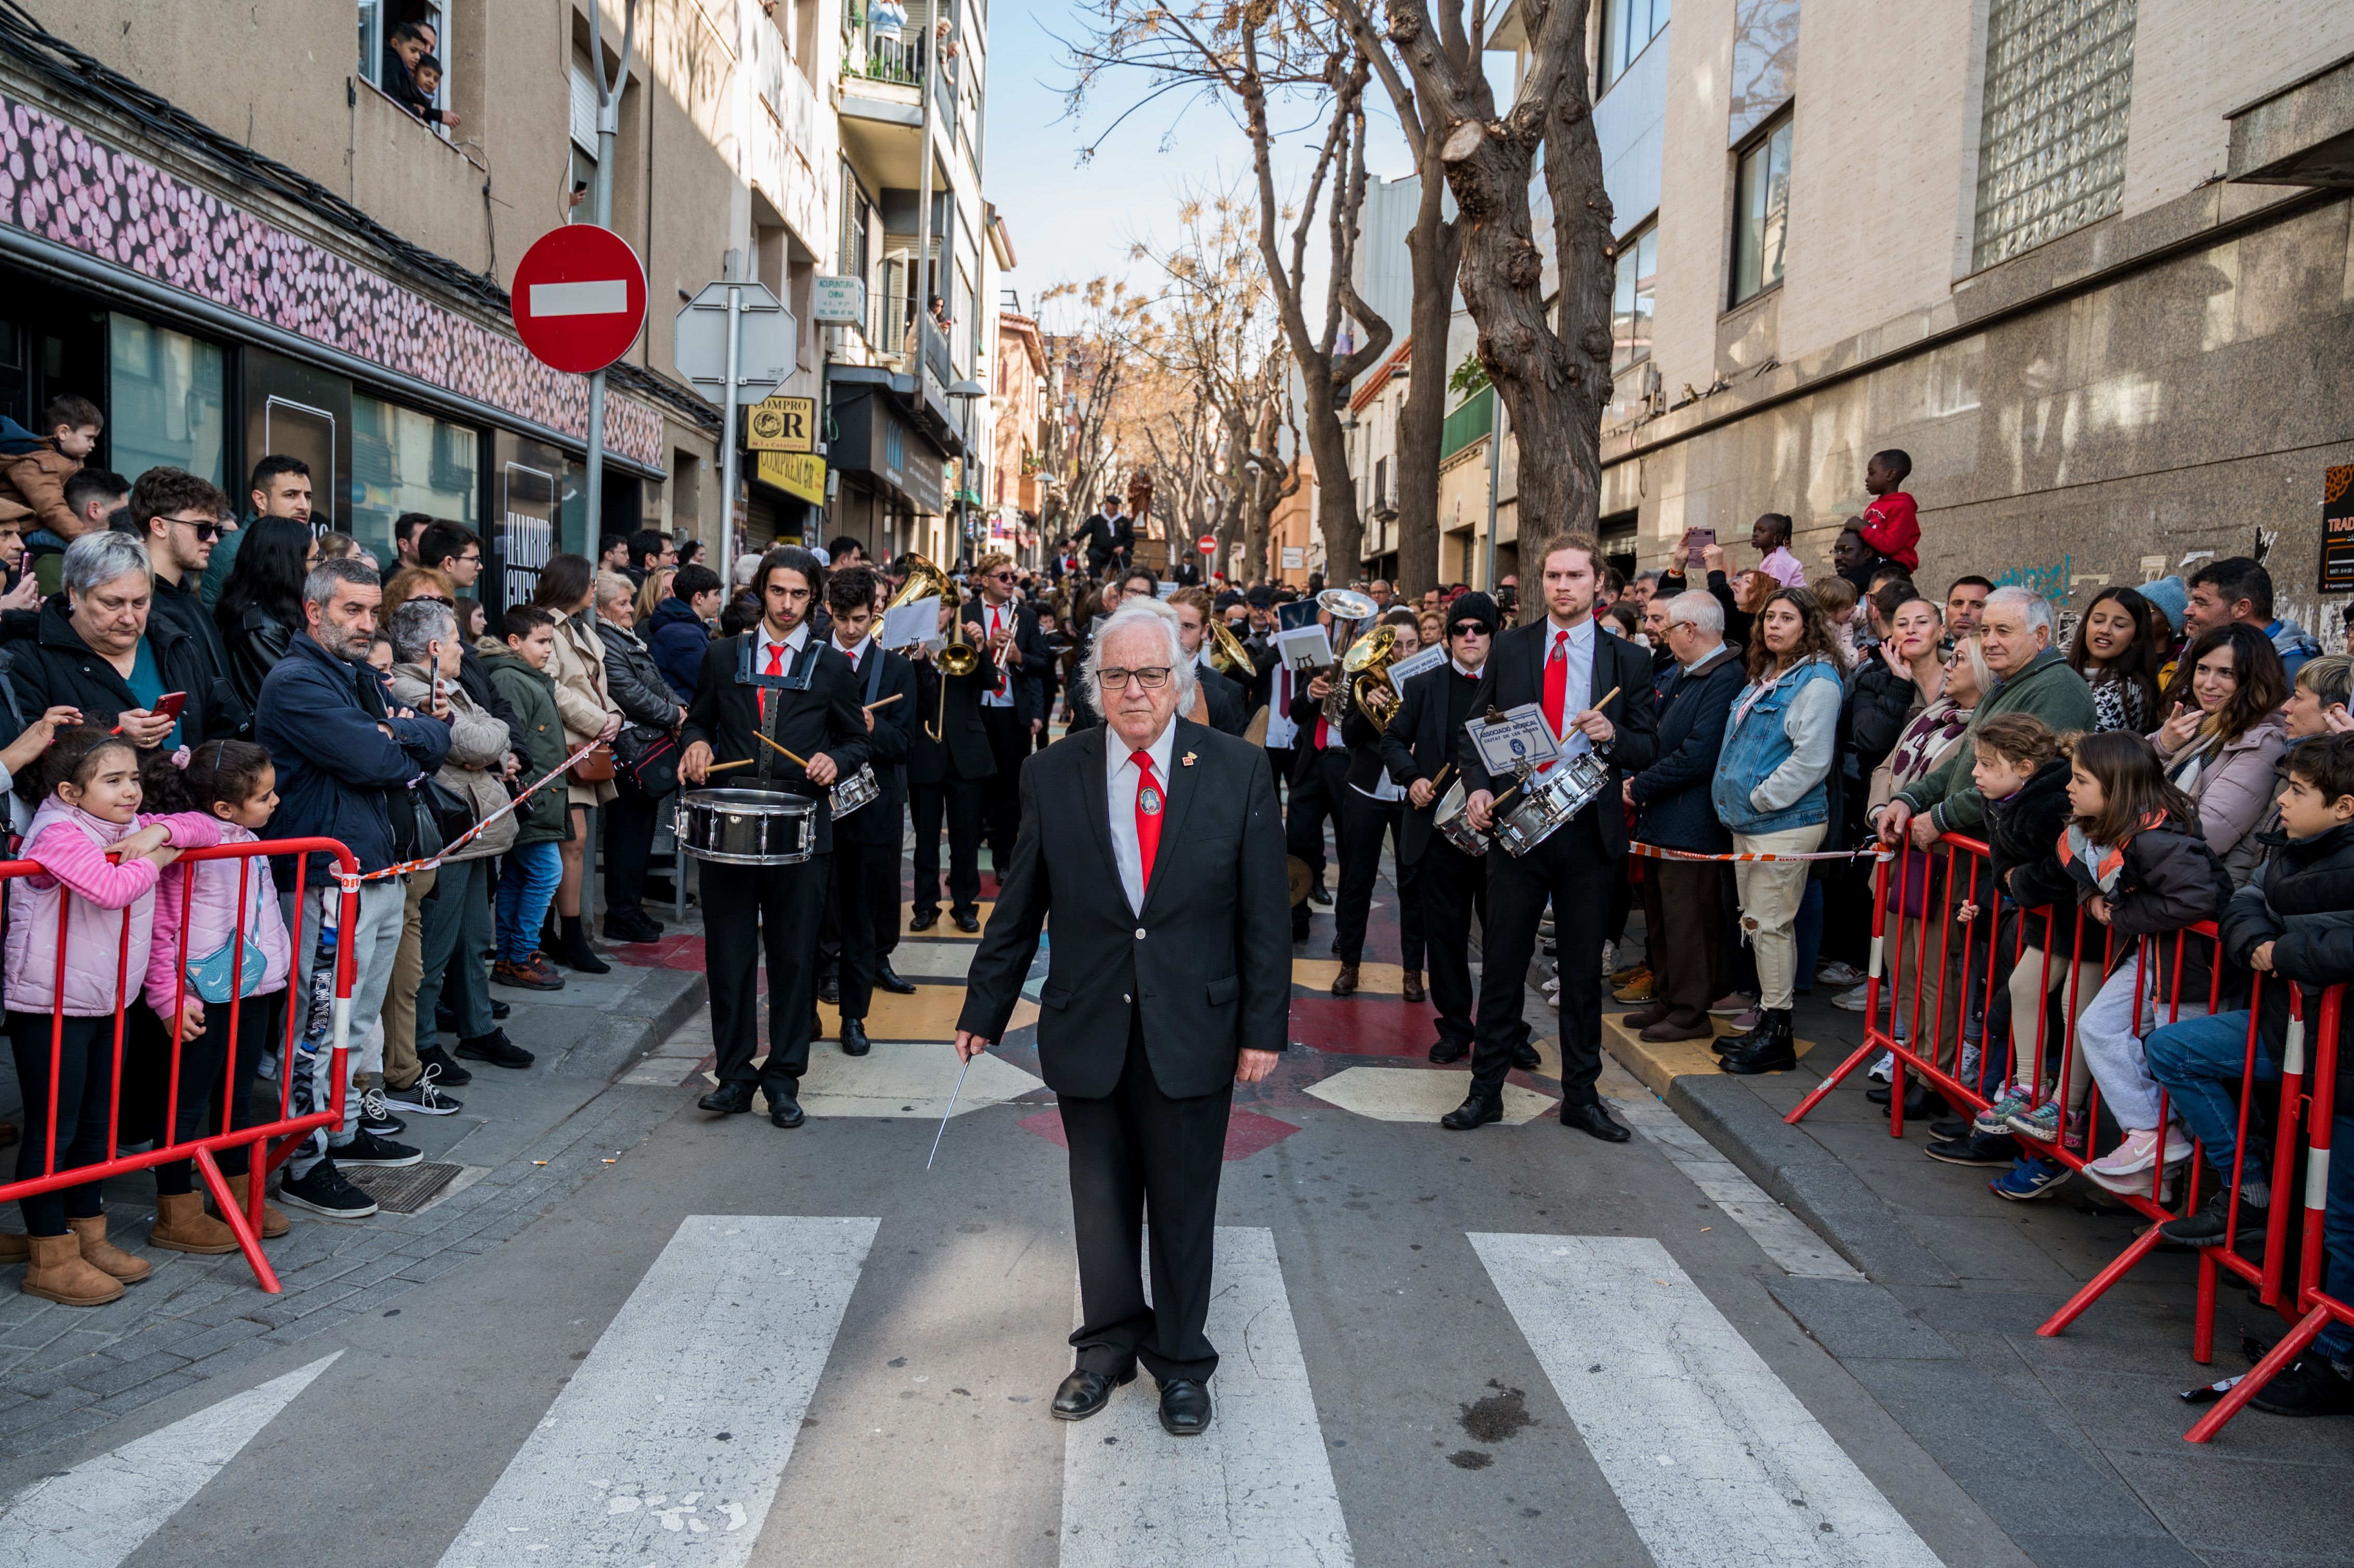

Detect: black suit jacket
[834,643,917,847]
[1195,661,1247,737]
[1380,659,1484,865]
[906,651,997,786]
[1454,620,1658,858]
[964,596,1051,729]
[681,630,872,856]
[958,721,1291,1099]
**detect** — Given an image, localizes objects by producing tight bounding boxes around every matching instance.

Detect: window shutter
[570,61,599,153]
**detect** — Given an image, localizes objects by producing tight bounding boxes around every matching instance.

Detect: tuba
[1345,625,1404,728]
[1315,588,1378,725]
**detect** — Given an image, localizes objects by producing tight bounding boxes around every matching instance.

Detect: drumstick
[1430,762,1453,791]
[863,694,904,712]
[704,758,756,773]
[754,731,812,769]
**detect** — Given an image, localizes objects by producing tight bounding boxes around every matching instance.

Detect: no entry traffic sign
[1196,534,1218,556]
[511,224,647,374]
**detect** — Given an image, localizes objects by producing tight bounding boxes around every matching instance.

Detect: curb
[1599,1012,1956,1287]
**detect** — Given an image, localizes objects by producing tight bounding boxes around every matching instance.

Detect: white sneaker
[1817,960,1867,988]
[1600,940,1617,977]
[1866,1049,1895,1083]
[1831,983,1872,1012]
[2084,1126,2195,1190]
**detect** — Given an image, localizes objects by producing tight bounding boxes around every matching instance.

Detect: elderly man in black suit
[956,595,1290,1439]
[1453,532,1659,1142]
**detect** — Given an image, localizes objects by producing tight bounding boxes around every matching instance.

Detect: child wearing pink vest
[4,730,219,1307]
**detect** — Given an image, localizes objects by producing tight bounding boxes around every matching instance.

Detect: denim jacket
[1712,655,1843,835]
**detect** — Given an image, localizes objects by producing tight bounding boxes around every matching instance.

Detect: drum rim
[680,844,816,865]
[679,788,821,814]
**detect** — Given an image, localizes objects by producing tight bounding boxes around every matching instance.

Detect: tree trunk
[1393,158,1460,598]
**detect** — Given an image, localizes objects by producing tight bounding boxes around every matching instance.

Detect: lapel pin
[1181,751,1197,767]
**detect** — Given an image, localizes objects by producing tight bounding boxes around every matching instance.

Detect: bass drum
[674,789,818,865]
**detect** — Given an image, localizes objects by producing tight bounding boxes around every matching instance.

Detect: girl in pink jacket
[4,728,220,1307]
[137,741,293,1256]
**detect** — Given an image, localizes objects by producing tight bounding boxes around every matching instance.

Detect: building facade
[1556,0,2354,628]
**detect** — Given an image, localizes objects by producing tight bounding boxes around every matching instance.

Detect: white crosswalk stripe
[436,1214,878,1567]
[0,1352,341,1568]
[1472,1233,1945,1568]
[1060,1226,1354,1568]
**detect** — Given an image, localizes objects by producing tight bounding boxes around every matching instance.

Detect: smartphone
[1685,527,1716,569]
[150,691,187,724]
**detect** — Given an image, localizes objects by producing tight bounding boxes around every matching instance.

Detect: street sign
[1281,546,1305,570]
[756,451,827,505]
[747,394,816,453]
[510,225,646,374]
[812,275,866,325]
[674,280,796,405]
[1195,533,1217,556]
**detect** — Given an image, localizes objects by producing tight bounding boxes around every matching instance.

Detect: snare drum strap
[861,644,885,707]
[737,636,821,784]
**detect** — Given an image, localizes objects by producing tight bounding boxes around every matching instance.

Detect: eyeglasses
[987,570,1015,582]
[164,515,224,541]
[1449,622,1493,638]
[1095,667,1172,691]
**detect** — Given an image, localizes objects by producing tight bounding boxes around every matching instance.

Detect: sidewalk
[0,943,701,1463]
[1591,939,2354,1566]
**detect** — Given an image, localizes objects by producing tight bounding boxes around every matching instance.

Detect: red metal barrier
[2,837,359,1295]
[2186,983,2353,1442]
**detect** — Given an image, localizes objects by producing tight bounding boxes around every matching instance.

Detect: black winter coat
[1628,644,1743,853]
[1988,758,2083,959]
[2221,820,2354,1115]
[12,596,243,753]
[2050,808,2232,997]
[596,620,683,731]
[220,601,295,714]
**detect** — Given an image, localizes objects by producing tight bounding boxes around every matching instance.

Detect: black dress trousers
[1416,837,1487,1050]
[1059,1010,1233,1384]
[910,779,983,918]
[976,703,1028,870]
[702,854,829,1096]
[829,835,900,1021]
[1335,789,1422,968]
[1286,747,1349,879]
[1468,807,1612,1107]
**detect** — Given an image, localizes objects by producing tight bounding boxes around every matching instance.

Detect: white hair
[1082,596,1198,712]
[1663,590,1723,637]
[62,530,150,598]
[1984,584,2054,638]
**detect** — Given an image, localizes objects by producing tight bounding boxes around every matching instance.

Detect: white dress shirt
[979,598,1014,707]
[1104,719,1177,915]
[1263,662,1299,749]
[833,631,872,672]
[1542,615,1597,760]
[756,619,811,674]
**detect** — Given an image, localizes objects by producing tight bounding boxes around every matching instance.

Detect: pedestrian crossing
[7,1218,1952,1568]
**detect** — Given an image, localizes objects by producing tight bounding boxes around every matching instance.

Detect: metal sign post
[675,278,795,596]
[584,0,638,541]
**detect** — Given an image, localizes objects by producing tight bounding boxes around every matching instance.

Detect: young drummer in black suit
[1453,533,1658,1142]
[820,565,917,1057]
[679,546,870,1129]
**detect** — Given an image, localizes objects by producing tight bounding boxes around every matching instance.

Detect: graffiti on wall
[1994,553,2071,605]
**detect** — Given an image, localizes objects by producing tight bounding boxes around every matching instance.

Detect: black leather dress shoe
[769,1091,806,1129]
[491,1000,511,1020]
[1157,1377,1213,1436]
[1560,1102,1631,1142]
[699,1080,755,1115]
[952,911,981,934]
[1511,1040,1542,1070]
[1441,1094,1503,1131]
[874,960,918,995]
[1051,1366,1135,1421]
[909,909,939,932]
[1428,1038,1468,1065]
[840,1017,871,1057]
[817,974,841,1005]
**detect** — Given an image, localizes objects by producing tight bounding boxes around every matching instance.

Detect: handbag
[185,867,271,1004]
[570,742,617,784]
[612,724,681,801]
[421,774,476,844]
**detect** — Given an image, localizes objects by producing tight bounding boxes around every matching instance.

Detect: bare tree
[1332,0,1615,547]
[1039,276,1159,553]
[1070,3,1393,582]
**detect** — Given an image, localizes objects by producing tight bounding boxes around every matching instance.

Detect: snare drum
[830,762,881,820]
[1490,753,1612,858]
[1434,778,1488,858]
[674,789,818,865]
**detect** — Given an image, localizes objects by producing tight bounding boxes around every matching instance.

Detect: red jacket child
[1857,449,1918,572]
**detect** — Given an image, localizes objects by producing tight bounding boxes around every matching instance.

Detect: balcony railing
[869,290,953,390]
[863,34,926,86]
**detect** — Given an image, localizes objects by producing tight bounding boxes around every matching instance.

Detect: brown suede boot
[214,1173,291,1238]
[151,1192,241,1255]
[0,1231,27,1265]
[23,1233,124,1306]
[66,1214,153,1285]
[1401,969,1426,1002]
[1331,963,1359,997]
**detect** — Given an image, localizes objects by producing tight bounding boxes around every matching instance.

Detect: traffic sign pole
[718,281,743,598]
[584,0,637,564]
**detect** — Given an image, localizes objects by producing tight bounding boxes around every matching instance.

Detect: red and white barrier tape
[334,734,612,890]
[1628,841,1895,865]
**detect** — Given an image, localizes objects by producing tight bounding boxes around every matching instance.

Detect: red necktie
[1542,629,1569,738]
[760,639,786,721]
[1132,751,1162,892]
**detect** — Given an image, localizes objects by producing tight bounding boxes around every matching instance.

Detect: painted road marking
[0,1352,341,1567]
[1060,1226,1353,1568]
[436,1214,877,1567]
[1305,1063,1555,1124]
[1471,1234,1942,1568]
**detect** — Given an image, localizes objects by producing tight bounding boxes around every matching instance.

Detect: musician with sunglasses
[965,552,1052,881]
[17,472,247,751]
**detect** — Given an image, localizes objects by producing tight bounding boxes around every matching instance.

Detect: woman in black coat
[593,571,686,944]
[213,517,314,712]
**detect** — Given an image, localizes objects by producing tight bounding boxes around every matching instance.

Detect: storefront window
[350,394,479,562]
[108,315,227,488]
